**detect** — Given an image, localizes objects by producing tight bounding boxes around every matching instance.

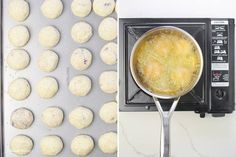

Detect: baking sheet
[2,0,117,156]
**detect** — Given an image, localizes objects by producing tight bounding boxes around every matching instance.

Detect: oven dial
[215,89,225,99]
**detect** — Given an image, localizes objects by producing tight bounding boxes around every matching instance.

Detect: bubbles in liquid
[133,29,201,96]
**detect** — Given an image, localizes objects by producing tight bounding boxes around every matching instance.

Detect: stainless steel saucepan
[130,26,203,157]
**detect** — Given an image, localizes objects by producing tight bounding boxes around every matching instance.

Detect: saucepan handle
[153,97,180,157]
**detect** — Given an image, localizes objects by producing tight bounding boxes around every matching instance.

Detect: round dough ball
[98,17,117,41]
[8,78,31,100]
[8,25,30,47]
[11,108,34,129]
[41,107,64,128]
[41,0,63,19]
[71,0,92,17]
[71,22,93,43]
[39,26,60,48]
[8,0,29,22]
[100,42,117,65]
[99,71,117,93]
[98,132,117,154]
[36,77,59,99]
[7,49,30,70]
[93,0,115,17]
[70,48,92,71]
[37,50,59,72]
[69,75,91,96]
[71,135,94,156]
[99,101,117,123]
[10,135,33,156]
[40,135,63,156]
[69,106,93,129]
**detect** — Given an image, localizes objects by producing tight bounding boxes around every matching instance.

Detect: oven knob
[215,89,225,99]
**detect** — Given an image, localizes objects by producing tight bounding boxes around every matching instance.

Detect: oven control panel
[211,20,229,87]
[210,19,234,115]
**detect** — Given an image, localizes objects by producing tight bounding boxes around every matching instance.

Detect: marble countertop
[119,112,236,157]
[118,0,236,156]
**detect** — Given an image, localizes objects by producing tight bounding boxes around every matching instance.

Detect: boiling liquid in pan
[133,29,202,96]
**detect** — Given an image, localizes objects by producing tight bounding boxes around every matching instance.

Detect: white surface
[118,0,236,157]
[119,0,235,18]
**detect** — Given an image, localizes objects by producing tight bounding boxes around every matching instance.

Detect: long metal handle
[153,97,180,157]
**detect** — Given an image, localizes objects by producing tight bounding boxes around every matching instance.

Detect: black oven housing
[119,18,235,117]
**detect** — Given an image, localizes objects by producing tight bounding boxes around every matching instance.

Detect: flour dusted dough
[98,17,117,41]
[7,49,30,70]
[39,26,60,48]
[41,107,64,128]
[99,71,117,93]
[40,135,63,156]
[100,42,117,65]
[37,50,59,72]
[71,22,93,43]
[8,25,30,47]
[71,135,94,156]
[98,132,117,154]
[11,108,34,129]
[69,106,93,129]
[8,0,29,22]
[10,135,33,156]
[36,77,59,99]
[8,78,31,101]
[99,101,117,123]
[69,75,92,96]
[41,0,63,19]
[70,48,92,71]
[71,0,92,17]
[93,0,115,17]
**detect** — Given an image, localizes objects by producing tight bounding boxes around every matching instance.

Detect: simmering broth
[133,29,202,96]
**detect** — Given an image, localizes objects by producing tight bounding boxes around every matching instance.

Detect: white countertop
[118,0,236,157]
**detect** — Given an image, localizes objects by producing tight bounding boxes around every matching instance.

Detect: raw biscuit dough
[99,71,117,93]
[70,48,92,71]
[39,26,60,48]
[71,22,93,43]
[8,25,30,47]
[41,107,64,128]
[93,0,115,17]
[36,77,59,99]
[41,0,63,19]
[71,135,94,156]
[8,78,31,101]
[69,75,91,96]
[69,106,93,129]
[8,0,30,22]
[7,49,30,70]
[10,135,33,156]
[37,50,59,72]
[98,132,117,154]
[99,101,117,123]
[40,135,63,156]
[11,108,34,129]
[100,42,117,65]
[98,17,117,41]
[71,0,92,17]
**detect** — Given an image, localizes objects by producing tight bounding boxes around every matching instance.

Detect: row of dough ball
[7,43,117,72]
[8,72,117,100]
[10,132,117,156]
[8,0,117,22]
[8,18,116,48]
[71,18,117,43]
[11,103,117,130]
